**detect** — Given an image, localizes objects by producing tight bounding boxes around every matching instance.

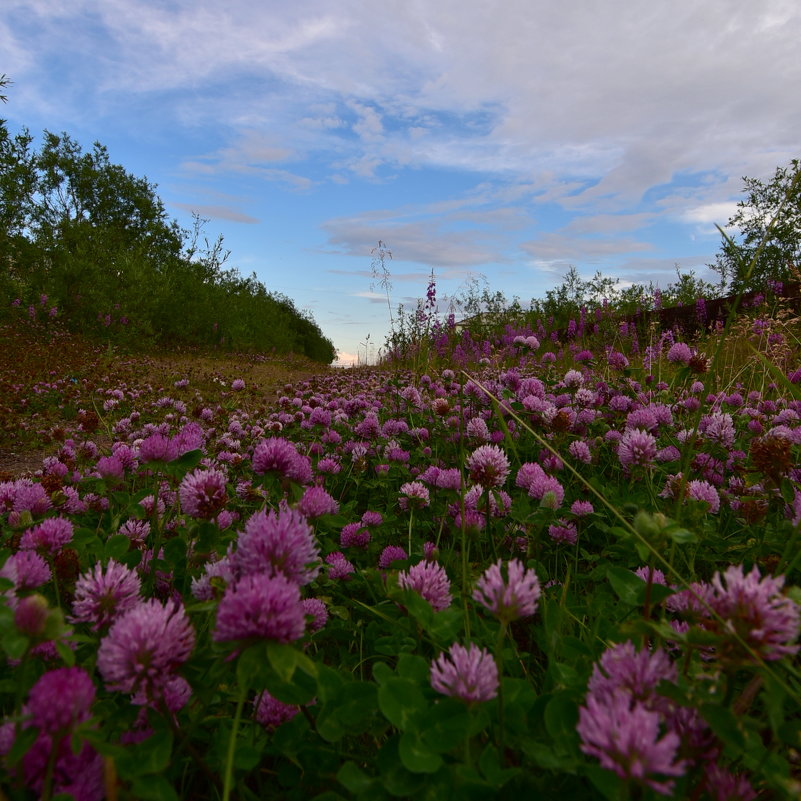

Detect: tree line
[0,76,336,363]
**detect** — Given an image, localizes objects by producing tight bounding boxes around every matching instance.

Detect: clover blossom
[473,558,541,624]
[466,444,510,489]
[71,558,142,631]
[214,572,306,644]
[430,642,499,704]
[707,564,800,662]
[398,560,453,611]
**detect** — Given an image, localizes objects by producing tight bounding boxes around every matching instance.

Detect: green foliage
[0,119,335,362]
[711,158,801,294]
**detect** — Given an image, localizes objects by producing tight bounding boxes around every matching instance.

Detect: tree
[711,159,801,294]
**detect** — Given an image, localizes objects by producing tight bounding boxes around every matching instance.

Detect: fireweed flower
[19,515,74,554]
[214,572,306,644]
[97,599,195,696]
[466,444,510,489]
[577,691,685,795]
[179,467,228,519]
[473,558,541,624]
[430,642,499,704]
[706,564,801,662]
[233,505,321,586]
[27,666,95,734]
[398,481,430,511]
[398,560,453,611]
[71,559,142,631]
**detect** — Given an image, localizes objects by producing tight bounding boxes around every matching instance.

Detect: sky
[2,1,800,365]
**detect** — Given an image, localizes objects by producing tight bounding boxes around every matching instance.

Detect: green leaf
[377,677,427,731]
[606,565,642,606]
[116,729,173,778]
[398,731,443,774]
[418,699,471,753]
[337,761,375,794]
[700,704,745,753]
[129,774,180,801]
[104,533,132,561]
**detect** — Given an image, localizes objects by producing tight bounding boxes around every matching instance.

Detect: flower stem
[223,685,246,801]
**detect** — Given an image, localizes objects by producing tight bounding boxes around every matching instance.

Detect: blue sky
[3,1,800,364]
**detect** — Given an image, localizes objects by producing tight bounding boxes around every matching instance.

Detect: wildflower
[707,564,801,662]
[398,481,430,511]
[14,594,50,636]
[95,454,125,481]
[398,561,453,611]
[252,437,312,484]
[634,566,667,586]
[234,505,321,586]
[703,765,757,801]
[297,486,339,519]
[587,642,677,703]
[378,545,407,569]
[466,416,491,442]
[577,692,685,795]
[27,667,95,734]
[548,520,578,545]
[231,378,245,391]
[466,444,510,489]
[254,691,299,730]
[0,551,51,591]
[430,642,499,704]
[473,559,540,624]
[118,518,150,546]
[570,500,594,517]
[361,510,383,527]
[563,369,584,388]
[190,552,235,600]
[214,573,306,644]
[568,440,592,464]
[138,433,178,463]
[686,480,720,513]
[97,599,195,696]
[179,467,228,519]
[607,350,629,370]
[302,598,329,632]
[340,522,371,548]
[325,551,355,580]
[19,516,74,554]
[617,428,657,468]
[666,342,693,365]
[71,559,142,631]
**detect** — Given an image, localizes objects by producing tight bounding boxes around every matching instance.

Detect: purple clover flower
[707,564,801,662]
[430,642,499,704]
[577,691,685,795]
[179,467,228,519]
[473,558,541,624]
[617,428,658,468]
[325,551,355,580]
[254,690,299,730]
[214,572,307,644]
[234,504,321,586]
[97,599,195,696]
[466,444,510,489]
[297,486,339,519]
[27,666,95,734]
[398,560,453,611]
[19,515,74,554]
[71,559,142,631]
[378,545,408,569]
